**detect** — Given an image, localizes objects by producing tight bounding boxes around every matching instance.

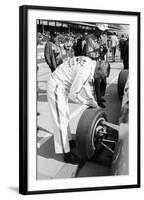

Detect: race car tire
[76,108,107,160]
[117,70,128,99]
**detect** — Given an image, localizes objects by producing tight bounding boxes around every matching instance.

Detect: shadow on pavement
[8,186,19,193]
[37,136,64,162]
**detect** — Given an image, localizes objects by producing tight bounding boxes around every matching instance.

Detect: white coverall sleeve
[82,81,94,100]
[82,82,98,107]
[69,71,87,104]
[69,63,97,107]
[69,64,90,104]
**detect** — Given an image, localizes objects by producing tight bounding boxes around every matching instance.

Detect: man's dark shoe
[69,140,76,149]
[64,152,81,164]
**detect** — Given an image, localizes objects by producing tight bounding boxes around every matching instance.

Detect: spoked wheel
[91,118,119,158]
[76,108,118,160]
[91,116,107,152]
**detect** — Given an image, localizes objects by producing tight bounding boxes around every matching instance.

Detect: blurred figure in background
[73,35,83,56]
[37,32,43,45]
[99,44,108,61]
[123,38,129,69]
[82,32,89,56]
[44,31,63,72]
[64,37,74,59]
[119,34,126,61]
[111,32,119,62]
[101,31,108,47]
[100,31,108,60]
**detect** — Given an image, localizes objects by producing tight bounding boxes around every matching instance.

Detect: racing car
[75,69,129,174]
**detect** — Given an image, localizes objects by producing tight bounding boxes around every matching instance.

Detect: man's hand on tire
[84,99,97,108]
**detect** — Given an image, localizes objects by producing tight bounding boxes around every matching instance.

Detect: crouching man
[47,56,110,164]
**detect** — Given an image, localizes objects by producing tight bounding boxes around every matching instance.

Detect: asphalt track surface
[36,55,123,180]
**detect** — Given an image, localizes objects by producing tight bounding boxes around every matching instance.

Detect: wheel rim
[91,117,106,151]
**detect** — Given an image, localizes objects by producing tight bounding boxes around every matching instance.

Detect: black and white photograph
[36,19,129,179]
[19,5,140,195]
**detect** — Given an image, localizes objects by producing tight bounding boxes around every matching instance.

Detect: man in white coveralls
[47,56,110,164]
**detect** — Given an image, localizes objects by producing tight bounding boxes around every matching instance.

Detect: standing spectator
[111,32,119,62]
[119,34,126,61]
[101,31,108,47]
[72,37,78,56]
[73,35,83,56]
[99,44,108,60]
[64,37,74,59]
[86,34,100,60]
[123,38,129,69]
[94,60,110,104]
[100,32,108,60]
[82,32,88,56]
[44,31,62,72]
[37,32,43,45]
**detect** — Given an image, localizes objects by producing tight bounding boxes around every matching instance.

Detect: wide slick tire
[76,108,107,160]
[117,70,128,99]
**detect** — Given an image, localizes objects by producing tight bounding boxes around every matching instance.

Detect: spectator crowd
[38,29,129,72]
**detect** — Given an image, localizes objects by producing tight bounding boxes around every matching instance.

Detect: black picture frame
[19,5,141,195]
